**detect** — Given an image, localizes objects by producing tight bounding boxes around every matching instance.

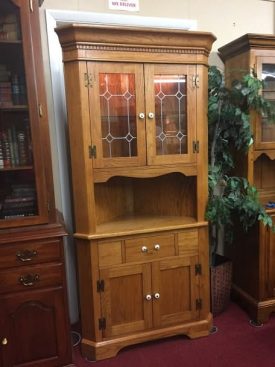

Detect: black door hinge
[193,140,199,153]
[196,298,202,310]
[89,145,97,159]
[195,263,202,275]
[97,280,105,292]
[99,317,106,330]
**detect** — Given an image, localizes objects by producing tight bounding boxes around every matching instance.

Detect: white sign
[109,0,139,12]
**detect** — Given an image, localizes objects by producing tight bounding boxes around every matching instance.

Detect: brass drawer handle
[19,274,39,286]
[16,249,38,262]
[1,338,8,346]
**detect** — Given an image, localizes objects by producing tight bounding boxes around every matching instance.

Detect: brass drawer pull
[1,338,8,346]
[19,273,39,286]
[16,249,38,262]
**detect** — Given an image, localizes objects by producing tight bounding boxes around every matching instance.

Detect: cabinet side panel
[94,178,134,225]
[196,65,208,222]
[77,239,101,341]
[229,222,261,299]
[63,61,96,233]
[223,52,251,85]
[198,226,211,319]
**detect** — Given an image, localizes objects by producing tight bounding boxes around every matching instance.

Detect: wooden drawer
[0,262,63,294]
[125,233,175,263]
[0,239,62,269]
[178,229,199,256]
[98,241,122,268]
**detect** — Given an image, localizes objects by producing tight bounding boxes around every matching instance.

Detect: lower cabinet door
[0,287,71,367]
[100,263,153,338]
[99,255,201,339]
[152,256,200,328]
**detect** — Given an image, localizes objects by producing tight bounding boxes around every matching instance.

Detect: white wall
[38,0,275,323]
[41,0,275,51]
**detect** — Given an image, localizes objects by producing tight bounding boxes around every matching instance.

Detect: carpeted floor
[72,302,275,367]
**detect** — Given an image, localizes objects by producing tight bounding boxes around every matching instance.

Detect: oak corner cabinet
[219,34,275,324]
[56,24,216,360]
[0,1,72,366]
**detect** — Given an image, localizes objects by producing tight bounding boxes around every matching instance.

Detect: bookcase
[0,1,73,366]
[219,34,275,324]
[56,24,215,360]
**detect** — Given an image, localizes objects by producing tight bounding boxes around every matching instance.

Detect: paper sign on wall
[108,0,139,12]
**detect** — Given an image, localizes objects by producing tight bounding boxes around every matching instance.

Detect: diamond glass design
[99,73,137,158]
[154,74,187,155]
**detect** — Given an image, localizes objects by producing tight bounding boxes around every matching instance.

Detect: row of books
[0,123,33,169]
[0,13,20,41]
[0,64,27,106]
[0,184,37,219]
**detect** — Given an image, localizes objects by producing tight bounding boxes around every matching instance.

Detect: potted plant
[206,65,274,316]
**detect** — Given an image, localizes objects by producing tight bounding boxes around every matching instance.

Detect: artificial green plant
[206,65,274,266]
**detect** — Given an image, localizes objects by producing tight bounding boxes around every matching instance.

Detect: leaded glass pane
[99,73,137,158]
[154,74,187,155]
[261,64,275,143]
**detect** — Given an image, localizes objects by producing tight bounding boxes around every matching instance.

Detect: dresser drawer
[0,263,63,294]
[0,239,62,269]
[125,233,175,263]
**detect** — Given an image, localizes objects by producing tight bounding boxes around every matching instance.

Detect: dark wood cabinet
[0,225,73,367]
[0,1,73,366]
[1,288,69,367]
[0,0,55,228]
[219,34,275,323]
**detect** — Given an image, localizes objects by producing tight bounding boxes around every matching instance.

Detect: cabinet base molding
[81,314,212,361]
[232,284,275,324]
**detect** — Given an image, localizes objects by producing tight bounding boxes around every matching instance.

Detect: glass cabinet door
[255,57,275,149]
[144,64,197,165]
[0,0,48,227]
[88,62,146,168]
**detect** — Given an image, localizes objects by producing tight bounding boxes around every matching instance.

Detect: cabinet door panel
[0,287,71,367]
[152,256,200,328]
[88,62,146,168]
[255,57,275,150]
[0,0,50,228]
[100,263,152,338]
[144,64,197,165]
